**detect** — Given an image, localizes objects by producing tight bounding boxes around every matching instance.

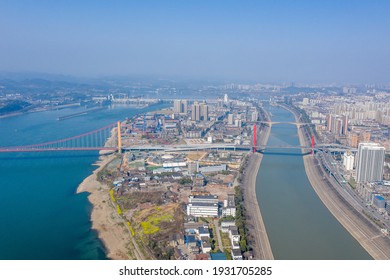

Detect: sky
[0,0,389,84]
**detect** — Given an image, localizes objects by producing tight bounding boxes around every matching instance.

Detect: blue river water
[256,105,371,259]
[0,103,167,259]
[0,103,372,259]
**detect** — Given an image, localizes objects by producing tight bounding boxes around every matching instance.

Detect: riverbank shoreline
[242,124,274,260]
[285,104,390,259]
[76,153,132,260]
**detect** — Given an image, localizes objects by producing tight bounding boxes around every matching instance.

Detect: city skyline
[1,1,390,84]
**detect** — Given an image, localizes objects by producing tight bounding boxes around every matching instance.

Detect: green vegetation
[0,100,31,115]
[146,165,162,171]
[290,104,319,139]
[348,177,357,189]
[116,204,123,215]
[140,214,173,235]
[126,222,135,236]
[117,191,164,210]
[225,249,233,260]
[179,177,193,185]
[362,210,384,229]
[109,189,116,202]
[221,232,232,249]
[219,216,235,225]
[234,186,249,253]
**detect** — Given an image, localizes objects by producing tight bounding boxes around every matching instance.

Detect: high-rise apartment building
[224,94,229,104]
[191,102,201,121]
[356,143,385,183]
[173,99,188,114]
[228,113,234,125]
[251,111,259,122]
[200,103,208,121]
[327,114,348,135]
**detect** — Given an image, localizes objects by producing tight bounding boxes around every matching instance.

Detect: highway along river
[256,105,371,259]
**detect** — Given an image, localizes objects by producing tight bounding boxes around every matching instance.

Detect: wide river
[0,103,372,259]
[0,103,167,259]
[256,105,372,259]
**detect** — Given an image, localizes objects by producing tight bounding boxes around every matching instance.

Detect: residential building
[228,113,234,125]
[231,249,243,260]
[192,102,201,121]
[222,194,236,217]
[356,143,385,183]
[343,151,354,171]
[173,99,188,114]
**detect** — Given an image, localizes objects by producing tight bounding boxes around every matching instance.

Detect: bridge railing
[0,122,118,152]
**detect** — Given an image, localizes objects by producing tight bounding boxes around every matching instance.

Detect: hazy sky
[1,0,389,83]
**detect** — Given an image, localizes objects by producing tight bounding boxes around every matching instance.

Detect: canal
[255,105,371,259]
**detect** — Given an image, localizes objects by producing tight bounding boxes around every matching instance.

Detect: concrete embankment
[242,124,274,260]
[286,104,390,259]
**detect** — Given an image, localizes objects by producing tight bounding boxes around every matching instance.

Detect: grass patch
[348,177,357,189]
[146,165,163,171]
[109,189,116,202]
[141,214,173,235]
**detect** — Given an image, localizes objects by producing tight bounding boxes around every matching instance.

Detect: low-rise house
[228,226,240,242]
[200,237,212,254]
[168,234,184,247]
[197,226,210,239]
[195,253,210,260]
[185,235,197,248]
[221,220,236,233]
[222,194,236,217]
[231,249,243,260]
[231,240,240,249]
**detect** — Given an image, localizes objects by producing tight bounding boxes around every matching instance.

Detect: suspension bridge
[258,121,313,128]
[0,121,349,154]
[0,122,122,153]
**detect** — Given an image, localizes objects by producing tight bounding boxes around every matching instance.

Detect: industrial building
[186,195,219,217]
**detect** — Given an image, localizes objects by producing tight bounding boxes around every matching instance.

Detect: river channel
[0,103,167,259]
[256,105,372,259]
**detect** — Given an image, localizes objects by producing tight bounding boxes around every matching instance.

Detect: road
[214,219,224,252]
[319,151,390,230]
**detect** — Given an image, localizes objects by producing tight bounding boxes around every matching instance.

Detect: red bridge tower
[311,135,315,154]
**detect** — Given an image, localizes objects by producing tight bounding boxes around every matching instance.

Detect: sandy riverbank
[242,125,274,259]
[289,106,390,259]
[76,153,132,260]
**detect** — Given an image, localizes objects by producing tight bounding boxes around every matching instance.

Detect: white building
[251,111,259,122]
[221,220,236,233]
[186,202,218,217]
[224,93,229,104]
[343,151,355,171]
[199,164,227,174]
[200,237,212,254]
[228,113,234,125]
[187,195,219,217]
[222,194,236,217]
[356,143,385,183]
